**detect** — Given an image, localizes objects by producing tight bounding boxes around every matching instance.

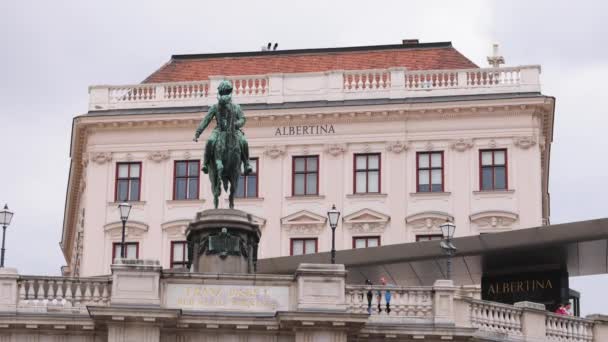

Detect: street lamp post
[327,204,341,264]
[439,221,457,280]
[118,203,132,259]
[0,204,14,268]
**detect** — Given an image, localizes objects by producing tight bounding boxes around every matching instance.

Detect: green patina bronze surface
[193,81,252,209]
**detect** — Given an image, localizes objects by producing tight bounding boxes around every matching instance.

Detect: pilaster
[295,263,346,312]
[110,259,161,306]
[514,301,547,342]
[0,268,18,311]
[432,279,456,325]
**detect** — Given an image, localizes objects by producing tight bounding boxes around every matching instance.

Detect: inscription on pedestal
[165,284,289,312]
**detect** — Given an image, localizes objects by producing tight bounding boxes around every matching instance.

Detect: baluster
[83,282,92,304]
[47,279,55,302]
[246,79,253,95]
[101,282,109,304]
[56,280,64,304]
[92,282,101,303]
[74,282,83,307]
[25,279,34,301]
[363,73,370,90]
[18,281,26,302]
[33,279,43,301]
[64,280,73,307]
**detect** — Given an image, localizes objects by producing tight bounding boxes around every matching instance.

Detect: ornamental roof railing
[88,65,541,111]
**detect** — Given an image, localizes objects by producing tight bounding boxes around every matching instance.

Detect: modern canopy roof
[257,218,608,286]
[142,41,478,83]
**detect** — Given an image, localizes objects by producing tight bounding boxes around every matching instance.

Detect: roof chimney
[402,39,419,45]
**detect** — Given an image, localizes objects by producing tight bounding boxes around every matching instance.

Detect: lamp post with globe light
[0,204,14,268]
[118,203,132,259]
[440,221,457,280]
[327,205,341,264]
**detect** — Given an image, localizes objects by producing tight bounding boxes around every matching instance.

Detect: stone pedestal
[186,209,261,274]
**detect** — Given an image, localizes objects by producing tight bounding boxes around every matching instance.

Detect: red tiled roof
[143,42,478,83]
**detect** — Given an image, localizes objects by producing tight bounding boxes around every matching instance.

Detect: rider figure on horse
[193,80,252,175]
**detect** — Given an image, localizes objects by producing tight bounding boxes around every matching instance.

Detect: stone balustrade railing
[469,299,524,337]
[546,313,594,342]
[345,285,433,318]
[17,275,112,312]
[88,65,541,111]
[1,265,607,341]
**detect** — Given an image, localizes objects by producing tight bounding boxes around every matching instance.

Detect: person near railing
[380,276,392,314]
[364,279,374,314]
[555,302,572,316]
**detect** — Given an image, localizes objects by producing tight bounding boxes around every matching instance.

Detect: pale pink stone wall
[77,105,546,276]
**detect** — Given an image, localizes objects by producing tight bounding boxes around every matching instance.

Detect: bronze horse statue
[193,81,252,209]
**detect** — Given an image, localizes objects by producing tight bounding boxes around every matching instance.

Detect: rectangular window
[480,149,507,191]
[353,236,380,248]
[170,241,189,268]
[292,156,319,196]
[115,162,141,202]
[174,160,200,200]
[236,158,258,198]
[354,153,381,194]
[112,242,139,260]
[416,234,443,242]
[290,238,318,256]
[417,152,444,192]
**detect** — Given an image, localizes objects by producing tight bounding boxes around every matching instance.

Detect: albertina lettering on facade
[274,124,336,136]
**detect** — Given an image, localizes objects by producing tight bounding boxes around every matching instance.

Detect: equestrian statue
[193,80,252,209]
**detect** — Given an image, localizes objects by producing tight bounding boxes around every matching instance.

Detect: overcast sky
[1,0,607,315]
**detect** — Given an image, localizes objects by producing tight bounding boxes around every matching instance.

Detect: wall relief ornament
[513,136,537,150]
[470,210,518,229]
[103,221,149,238]
[488,139,497,148]
[280,210,327,236]
[343,208,390,233]
[405,211,453,230]
[385,141,408,153]
[424,141,435,151]
[183,151,192,160]
[450,139,474,152]
[324,144,347,157]
[161,219,191,239]
[264,145,285,159]
[147,150,170,163]
[90,152,112,165]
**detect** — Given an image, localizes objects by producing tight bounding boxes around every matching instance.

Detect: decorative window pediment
[161,219,192,239]
[280,210,326,235]
[104,221,149,238]
[343,208,390,233]
[405,211,453,231]
[470,210,518,230]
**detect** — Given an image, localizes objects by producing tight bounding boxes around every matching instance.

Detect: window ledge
[409,192,451,197]
[166,199,205,205]
[473,190,515,195]
[346,193,388,199]
[285,195,325,200]
[108,201,146,206]
[225,197,264,202]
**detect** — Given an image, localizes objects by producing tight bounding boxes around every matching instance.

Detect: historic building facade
[61,41,555,277]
